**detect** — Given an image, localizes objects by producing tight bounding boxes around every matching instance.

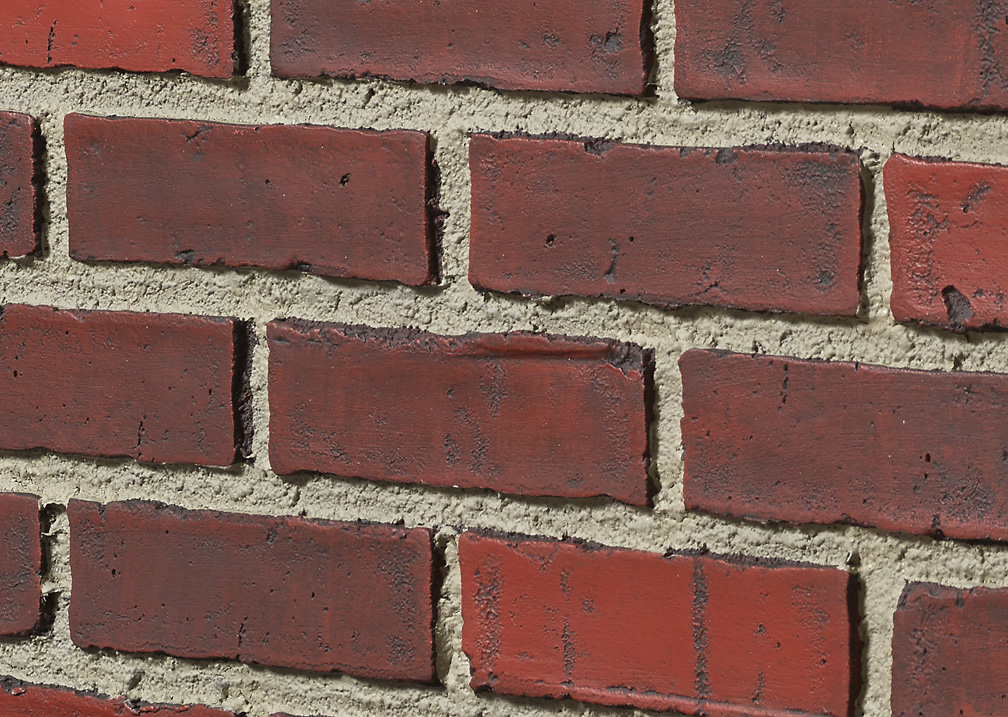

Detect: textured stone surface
[0,678,234,715]
[271,0,651,95]
[892,582,1008,716]
[886,153,1008,331]
[66,114,434,285]
[69,500,436,682]
[469,135,863,316]
[0,304,240,467]
[0,112,37,258]
[268,321,653,504]
[0,494,40,636]
[460,532,857,716]
[675,0,1008,110]
[0,0,235,77]
[682,348,1008,541]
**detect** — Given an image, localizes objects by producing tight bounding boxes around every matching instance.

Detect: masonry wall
[1,1,1007,716]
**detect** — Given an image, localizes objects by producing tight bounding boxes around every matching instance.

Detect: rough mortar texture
[2,0,1008,716]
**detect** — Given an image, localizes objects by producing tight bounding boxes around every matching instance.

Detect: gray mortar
[1,1,1008,716]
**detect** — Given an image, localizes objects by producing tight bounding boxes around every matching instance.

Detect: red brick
[0,113,38,258]
[681,349,1008,541]
[65,115,434,286]
[268,321,653,505]
[0,494,40,636]
[674,0,1008,110]
[68,500,435,682]
[0,304,241,467]
[892,582,1008,716]
[459,532,857,716]
[469,135,862,316]
[0,0,234,77]
[270,0,650,95]
[886,153,1008,331]
[0,678,233,716]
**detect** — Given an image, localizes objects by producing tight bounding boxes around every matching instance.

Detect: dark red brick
[270,0,650,95]
[0,113,38,258]
[0,304,240,467]
[469,135,862,316]
[892,582,1008,716]
[0,0,234,77]
[460,532,857,716]
[675,0,1008,110]
[0,678,233,716]
[268,321,653,505]
[65,115,434,286]
[68,500,435,682]
[886,153,1008,331]
[681,349,1008,541]
[0,494,40,636]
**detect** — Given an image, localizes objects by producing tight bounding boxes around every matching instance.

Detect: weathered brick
[268,321,653,505]
[892,582,1008,716]
[271,0,651,95]
[0,112,38,257]
[0,494,40,636]
[0,304,241,467]
[469,135,862,316]
[0,0,235,77]
[886,153,1008,331]
[65,114,434,285]
[675,0,1008,110]
[0,677,233,716]
[68,500,436,682]
[681,348,1008,541]
[460,532,857,716]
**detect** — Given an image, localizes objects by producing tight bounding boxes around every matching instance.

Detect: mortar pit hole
[924,453,931,463]
[546,234,556,248]
[340,173,350,186]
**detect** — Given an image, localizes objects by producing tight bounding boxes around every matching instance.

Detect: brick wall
[1,1,1007,716]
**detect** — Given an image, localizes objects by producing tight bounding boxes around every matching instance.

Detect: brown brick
[886,153,1008,331]
[893,582,1008,716]
[675,0,1008,111]
[0,0,234,77]
[68,500,436,682]
[469,135,862,316]
[681,348,1008,541]
[0,678,234,716]
[66,115,434,285]
[268,321,653,505]
[0,494,40,635]
[0,112,38,257]
[271,0,651,95]
[460,532,858,716]
[0,304,241,467]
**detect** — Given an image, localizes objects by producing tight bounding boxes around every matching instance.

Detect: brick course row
[4,0,1008,111]
[5,494,1003,716]
[13,112,1008,331]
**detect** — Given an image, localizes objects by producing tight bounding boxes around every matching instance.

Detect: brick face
[681,348,1008,541]
[68,500,436,683]
[459,532,857,716]
[0,304,240,467]
[0,113,38,258]
[0,679,234,716]
[469,135,863,316]
[0,0,235,77]
[886,153,1008,331]
[270,0,651,95]
[268,321,653,504]
[0,494,40,636]
[892,582,1008,716]
[65,114,435,285]
[675,0,1008,110]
